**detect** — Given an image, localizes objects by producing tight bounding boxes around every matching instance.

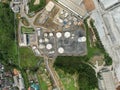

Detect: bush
[104,53,112,66]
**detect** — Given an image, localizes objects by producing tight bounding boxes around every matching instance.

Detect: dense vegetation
[54,56,98,90]
[0,3,18,67]
[28,0,46,13]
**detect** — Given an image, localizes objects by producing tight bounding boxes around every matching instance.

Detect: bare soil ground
[90,55,104,66]
[50,6,60,19]
[46,0,51,4]
[34,0,40,5]
[83,0,95,12]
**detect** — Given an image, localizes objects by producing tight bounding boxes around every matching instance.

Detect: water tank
[56,32,62,38]
[58,47,64,54]
[46,44,52,50]
[64,32,71,38]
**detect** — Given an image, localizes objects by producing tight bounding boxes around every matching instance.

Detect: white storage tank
[78,36,86,42]
[46,44,52,50]
[56,32,62,38]
[58,47,64,54]
[64,32,71,38]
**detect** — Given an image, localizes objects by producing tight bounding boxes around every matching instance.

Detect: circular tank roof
[58,47,64,54]
[64,32,71,38]
[78,36,86,42]
[82,36,86,42]
[39,39,43,43]
[44,33,48,37]
[49,32,53,37]
[46,44,52,50]
[56,32,62,38]
[44,38,49,43]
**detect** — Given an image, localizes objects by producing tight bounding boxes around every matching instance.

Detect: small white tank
[64,32,71,38]
[49,32,54,37]
[44,38,49,43]
[44,33,48,37]
[46,44,52,50]
[56,32,62,38]
[58,47,64,54]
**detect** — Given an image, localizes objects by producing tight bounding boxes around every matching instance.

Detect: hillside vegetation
[0,3,18,67]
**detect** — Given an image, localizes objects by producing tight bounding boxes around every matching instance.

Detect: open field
[56,69,78,90]
[19,47,42,68]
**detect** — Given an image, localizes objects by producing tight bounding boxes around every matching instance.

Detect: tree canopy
[0,3,17,66]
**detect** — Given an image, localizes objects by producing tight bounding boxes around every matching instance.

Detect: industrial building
[19,34,27,46]
[91,0,120,83]
[58,0,87,18]
[98,68,116,90]
[13,69,25,90]
[99,0,120,9]
[102,5,120,82]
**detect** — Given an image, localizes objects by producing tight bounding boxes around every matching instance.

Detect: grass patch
[37,74,48,90]
[28,0,46,13]
[19,47,42,68]
[21,26,34,33]
[56,69,78,90]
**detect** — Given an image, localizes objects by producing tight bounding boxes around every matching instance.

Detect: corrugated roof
[100,0,119,9]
